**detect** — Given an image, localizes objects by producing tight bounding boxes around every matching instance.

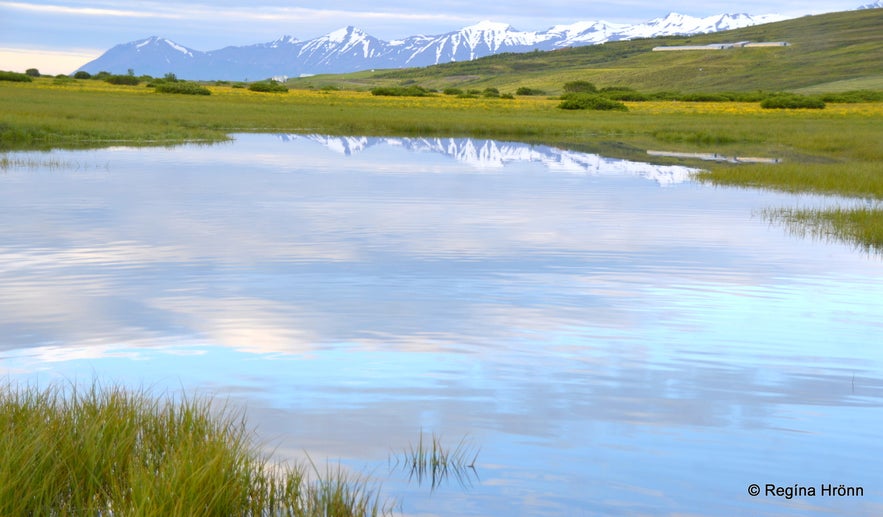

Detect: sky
[0,0,869,75]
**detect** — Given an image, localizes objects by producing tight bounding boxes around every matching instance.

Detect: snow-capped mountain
[77,12,787,80]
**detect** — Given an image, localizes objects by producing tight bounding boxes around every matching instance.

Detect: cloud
[0,46,102,75]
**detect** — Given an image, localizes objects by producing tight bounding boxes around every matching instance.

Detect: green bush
[820,90,883,103]
[679,93,732,102]
[0,71,32,82]
[443,87,463,95]
[25,68,40,77]
[370,85,430,97]
[105,75,140,85]
[482,87,500,98]
[154,82,211,95]
[558,93,628,111]
[761,94,826,109]
[515,87,544,96]
[601,89,649,101]
[563,80,597,93]
[248,80,289,93]
[73,71,91,79]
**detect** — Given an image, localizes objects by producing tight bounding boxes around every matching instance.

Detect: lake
[1,134,882,515]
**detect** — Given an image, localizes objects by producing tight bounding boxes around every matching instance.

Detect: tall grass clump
[763,206,883,253]
[0,381,392,516]
[390,431,479,491]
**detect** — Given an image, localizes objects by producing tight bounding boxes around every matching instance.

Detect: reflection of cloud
[146,296,321,355]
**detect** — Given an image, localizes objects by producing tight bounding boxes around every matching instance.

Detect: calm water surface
[2,134,882,516]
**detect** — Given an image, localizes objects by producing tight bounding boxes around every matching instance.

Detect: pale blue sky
[0,0,868,74]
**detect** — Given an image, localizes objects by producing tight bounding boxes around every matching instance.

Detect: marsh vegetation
[0,381,393,516]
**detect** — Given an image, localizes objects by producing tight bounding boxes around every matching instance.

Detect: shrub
[500,93,515,100]
[482,87,500,98]
[761,94,826,109]
[443,87,463,95]
[154,81,211,95]
[73,71,91,79]
[92,71,112,81]
[558,93,628,111]
[370,85,430,97]
[515,87,544,96]
[820,90,883,103]
[601,89,649,101]
[105,74,140,85]
[563,80,597,93]
[0,70,32,82]
[25,68,40,77]
[679,93,732,102]
[248,80,289,93]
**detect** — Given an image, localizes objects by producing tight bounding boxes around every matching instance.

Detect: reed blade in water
[390,430,480,491]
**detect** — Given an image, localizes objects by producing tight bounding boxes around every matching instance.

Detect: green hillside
[291,9,883,94]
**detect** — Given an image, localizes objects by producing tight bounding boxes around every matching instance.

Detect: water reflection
[647,149,782,163]
[1,134,882,515]
[279,134,698,184]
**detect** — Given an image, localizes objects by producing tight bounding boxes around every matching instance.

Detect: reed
[389,431,479,491]
[0,380,392,516]
[762,206,883,254]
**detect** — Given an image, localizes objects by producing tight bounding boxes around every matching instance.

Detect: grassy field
[1,77,882,249]
[0,381,392,516]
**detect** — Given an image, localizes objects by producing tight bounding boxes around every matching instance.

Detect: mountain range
[77,12,790,80]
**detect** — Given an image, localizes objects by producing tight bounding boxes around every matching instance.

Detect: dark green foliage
[558,93,628,111]
[820,90,883,103]
[482,87,500,98]
[92,71,111,81]
[515,87,545,95]
[0,71,32,82]
[563,80,597,93]
[248,80,289,93]
[25,68,40,77]
[154,82,211,95]
[73,71,91,79]
[105,75,140,85]
[370,85,430,97]
[443,87,463,95]
[678,93,732,102]
[500,93,515,99]
[761,94,826,109]
[600,87,649,101]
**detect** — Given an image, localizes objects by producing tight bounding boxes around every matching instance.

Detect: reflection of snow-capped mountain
[276,134,698,185]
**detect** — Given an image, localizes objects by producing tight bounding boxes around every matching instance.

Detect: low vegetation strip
[0,381,392,516]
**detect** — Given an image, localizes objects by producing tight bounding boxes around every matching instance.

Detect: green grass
[0,381,392,516]
[389,431,479,491]
[763,206,883,253]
